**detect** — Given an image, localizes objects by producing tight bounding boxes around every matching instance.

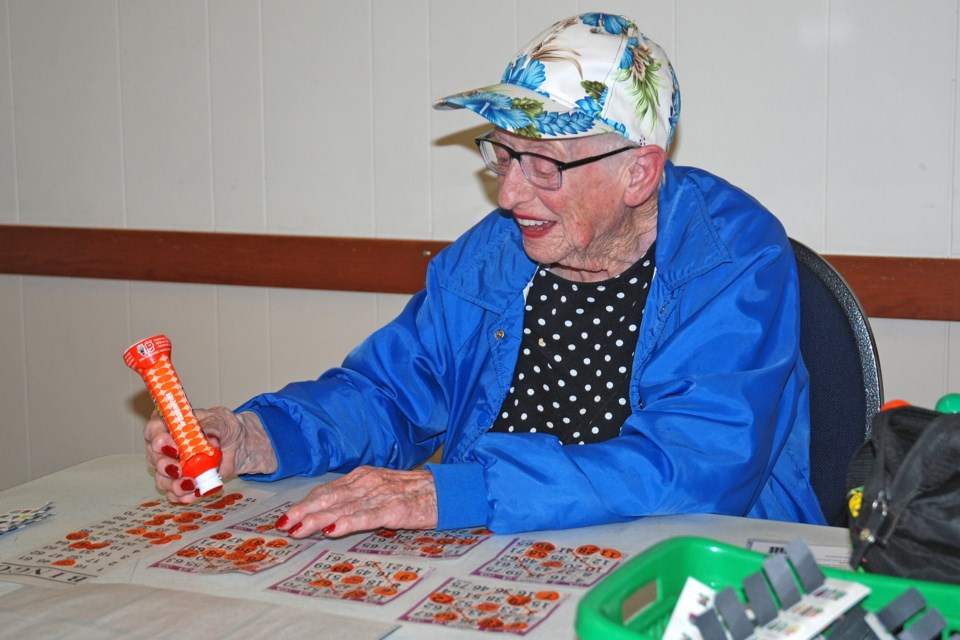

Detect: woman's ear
[623,145,667,208]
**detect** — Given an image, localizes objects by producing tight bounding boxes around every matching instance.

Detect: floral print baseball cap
[434,13,680,150]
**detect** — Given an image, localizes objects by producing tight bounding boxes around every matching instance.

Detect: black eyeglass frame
[474,131,637,190]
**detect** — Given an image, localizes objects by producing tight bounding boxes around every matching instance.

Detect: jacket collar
[442,161,732,309]
[652,160,731,292]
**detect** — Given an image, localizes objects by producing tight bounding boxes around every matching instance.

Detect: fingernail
[275,515,289,529]
[288,522,303,536]
[180,478,196,492]
[161,445,179,458]
[322,524,336,536]
[164,464,180,479]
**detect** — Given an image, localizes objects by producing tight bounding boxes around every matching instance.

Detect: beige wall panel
[0,0,16,222]
[261,1,373,236]
[826,1,955,256]
[872,318,950,408]
[23,277,134,478]
[209,0,267,233]
[119,0,214,231]
[0,276,29,491]
[9,0,124,225]
[675,1,828,247]
[371,0,431,239]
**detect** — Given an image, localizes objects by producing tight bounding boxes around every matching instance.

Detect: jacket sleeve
[447,239,814,532]
[235,287,453,481]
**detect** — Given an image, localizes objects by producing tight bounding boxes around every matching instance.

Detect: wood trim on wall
[2,224,958,321]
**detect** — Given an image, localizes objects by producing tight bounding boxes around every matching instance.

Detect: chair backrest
[790,238,883,526]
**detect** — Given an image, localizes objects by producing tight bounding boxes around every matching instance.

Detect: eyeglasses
[474,131,636,191]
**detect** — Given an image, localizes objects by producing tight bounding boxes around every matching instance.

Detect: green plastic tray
[576,536,960,639]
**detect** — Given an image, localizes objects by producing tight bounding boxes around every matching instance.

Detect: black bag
[847,405,960,584]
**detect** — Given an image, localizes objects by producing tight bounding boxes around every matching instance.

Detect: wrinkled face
[492,130,645,277]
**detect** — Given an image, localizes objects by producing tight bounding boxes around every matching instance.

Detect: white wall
[1,0,958,490]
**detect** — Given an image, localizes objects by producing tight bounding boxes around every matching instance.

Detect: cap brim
[433,83,615,139]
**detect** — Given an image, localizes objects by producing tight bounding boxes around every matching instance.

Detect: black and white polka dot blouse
[490,245,656,445]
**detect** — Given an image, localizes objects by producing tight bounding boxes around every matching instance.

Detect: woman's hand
[144,408,276,503]
[275,466,438,538]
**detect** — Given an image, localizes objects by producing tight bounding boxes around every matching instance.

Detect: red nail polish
[288,522,303,536]
[275,515,289,529]
[180,478,196,492]
[161,445,179,458]
[322,523,336,536]
[164,464,180,479]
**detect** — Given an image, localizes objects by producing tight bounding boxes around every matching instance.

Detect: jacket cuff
[234,404,317,482]
[425,462,489,530]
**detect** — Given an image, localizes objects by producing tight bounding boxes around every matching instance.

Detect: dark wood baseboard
[2,224,958,321]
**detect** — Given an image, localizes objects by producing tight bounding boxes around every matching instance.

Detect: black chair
[790,239,883,526]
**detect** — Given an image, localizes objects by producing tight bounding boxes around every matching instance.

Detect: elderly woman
[145,13,826,537]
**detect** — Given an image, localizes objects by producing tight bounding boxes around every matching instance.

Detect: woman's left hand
[275,466,438,538]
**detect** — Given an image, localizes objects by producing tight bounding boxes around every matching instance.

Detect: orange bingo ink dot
[393,571,419,582]
[414,536,435,544]
[140,501,162,508]
[65,531,89,541]
[472,528,493,536]
[437,538,456,545]
[429,593,456,605]
[176,548,199,558]
[476,602,501,612]
[266,539,289,548]
[309,578,334,588]
[203,548,226,559]
[373,587,398,597]
[376,530,397,538]
[52,558,77,566]
[525,549,549,559]
[505,622,529,631]
[178,524,200,532]
[341,575,365,585]
[184,511,203,519]
[343,589,368,600]
[69,541,92,550]
[531,541,556,552]
[202,514,224,522]
[421,546,444,555]
[246,553,267,563]
[225,493,243,502]
[210,532,233,541]
[542,561,565,568]
[576,544,600,555]
[506,594,532,607]
[535,591,561,601]
[478,617,505,629]
[87,541,111,550]
[255,524,274,532]
[126,527,147,536]
[434,612,459,622]
[142,531,165,539]
[330,562,355,573]
[600,548,622,559]
[224,551,247,562]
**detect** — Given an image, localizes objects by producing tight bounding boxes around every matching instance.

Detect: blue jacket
[237,161,826,532]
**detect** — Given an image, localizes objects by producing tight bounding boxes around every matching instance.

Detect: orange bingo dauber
[124,334,224,496]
